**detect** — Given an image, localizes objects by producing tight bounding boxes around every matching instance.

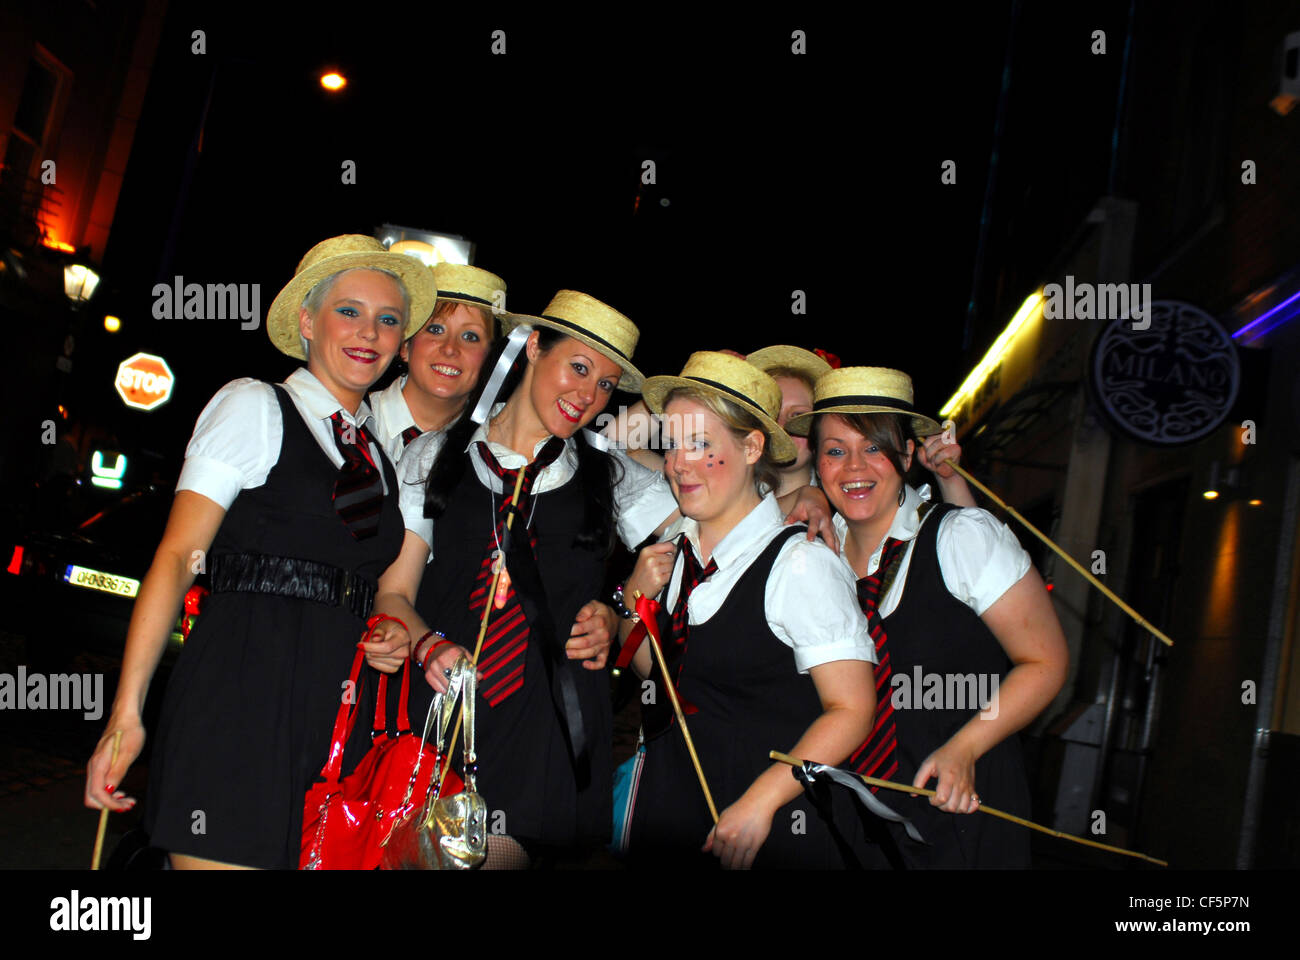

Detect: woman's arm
[911,566,1068,812]
[85,490,227,812]
[370,530,462,690]
[704,658,876,869]
[601,398,665,473]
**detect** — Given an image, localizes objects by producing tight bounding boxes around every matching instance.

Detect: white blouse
[175,367,390,509]
[367,376,420,465]
[832,484,1032,619]
[397,404,677,559]
[661,493,878,674]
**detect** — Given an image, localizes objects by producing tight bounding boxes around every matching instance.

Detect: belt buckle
[341,571,355,609]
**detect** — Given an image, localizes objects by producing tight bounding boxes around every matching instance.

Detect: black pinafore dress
[872,503,1031,868]
[628,527,869,869]
[143,385,404,869]
[411,450,613,850]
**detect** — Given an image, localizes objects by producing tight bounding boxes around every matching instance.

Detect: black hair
[422,327,622,555]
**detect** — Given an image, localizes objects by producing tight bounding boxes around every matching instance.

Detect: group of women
[84,234,1068,870]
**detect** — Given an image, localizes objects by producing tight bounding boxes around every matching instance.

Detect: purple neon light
[1233,287,1300,340]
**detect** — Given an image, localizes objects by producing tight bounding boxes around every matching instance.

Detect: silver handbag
[380,655,487,870]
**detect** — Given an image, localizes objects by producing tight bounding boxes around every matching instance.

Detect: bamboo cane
[634,591,719,824]
[769,750,1167,866]
[944,460,1174,647]
[436,466,529,794]
[91,730,122,870]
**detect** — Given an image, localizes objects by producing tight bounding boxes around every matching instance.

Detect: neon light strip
[940,290,1043,418]
[1233,287,1300,340]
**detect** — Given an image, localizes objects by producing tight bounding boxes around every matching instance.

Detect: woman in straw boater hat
[85,235,435,869]
[785,367,1068,868]
[373,298,840,866]
[608,343,975,508]
[368,262,504,464]
[619,352,879,869]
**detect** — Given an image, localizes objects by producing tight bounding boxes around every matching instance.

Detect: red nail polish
[105,784,115,792]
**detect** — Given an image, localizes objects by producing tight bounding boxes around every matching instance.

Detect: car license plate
[64,564,140,598]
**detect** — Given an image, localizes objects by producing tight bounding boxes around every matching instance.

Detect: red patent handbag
[300,648,464,870]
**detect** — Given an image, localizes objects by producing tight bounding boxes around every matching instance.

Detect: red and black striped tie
[469,437,566,705]
[670,544,717,648]
[400,425,422,447]
[330,412,384,541]
[847,536,908,789]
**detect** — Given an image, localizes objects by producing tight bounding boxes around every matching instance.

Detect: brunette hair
[811,411,915,478]
[422,327,621,555]
[663,387,782,496]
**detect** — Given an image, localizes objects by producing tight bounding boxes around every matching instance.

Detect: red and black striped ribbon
[469,437,565,705]
[400,425,423,447]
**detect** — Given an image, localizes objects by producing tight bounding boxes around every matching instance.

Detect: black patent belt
[208,553,376,621]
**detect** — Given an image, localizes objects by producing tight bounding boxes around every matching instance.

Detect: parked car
[1,484,205,671]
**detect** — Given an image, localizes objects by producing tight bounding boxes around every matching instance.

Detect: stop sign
[115,352,175,410]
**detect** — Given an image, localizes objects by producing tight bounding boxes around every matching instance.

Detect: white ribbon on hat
[470,324,532,425]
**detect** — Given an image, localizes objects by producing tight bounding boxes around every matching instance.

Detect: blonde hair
[664,386,782,496]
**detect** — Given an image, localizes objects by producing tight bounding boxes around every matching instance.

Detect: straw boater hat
[431,262,509,317]
[641,351,798,464]
[502,289,644,390]
[745,344,833,385]
[785,366,943,439]
[267,235,437,359]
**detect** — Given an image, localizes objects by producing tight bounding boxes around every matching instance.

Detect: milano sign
[1088,301,1240,446]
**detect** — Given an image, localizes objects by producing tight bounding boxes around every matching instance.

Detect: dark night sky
[88,3,1126,470]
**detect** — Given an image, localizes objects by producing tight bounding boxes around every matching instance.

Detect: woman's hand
[626,540,678,604]
[420,641,480,694]
[917,433,961,480]
[567,601,617,669]
[782,485,839,554]
[912,736,981,814]
[703,791,778,870]
[916,434,976,507]
[84,714,146,813]
[361,618,411,674]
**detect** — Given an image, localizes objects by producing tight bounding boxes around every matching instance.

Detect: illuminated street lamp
[63,263,100,305]
[321,72,347,92]
[375,224,474,266]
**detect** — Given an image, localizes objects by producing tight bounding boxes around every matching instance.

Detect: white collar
[371,376,417,433]
[673,493,783,568]
[286,367,375,429]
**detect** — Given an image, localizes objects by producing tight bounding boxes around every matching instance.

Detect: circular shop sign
[1089,300,1240,446]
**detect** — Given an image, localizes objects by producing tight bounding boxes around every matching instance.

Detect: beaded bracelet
[611,582,636,620]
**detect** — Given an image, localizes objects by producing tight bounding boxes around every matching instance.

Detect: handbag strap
[321,646,369,785]
[369,657,414,737]
[460,656,477,792]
